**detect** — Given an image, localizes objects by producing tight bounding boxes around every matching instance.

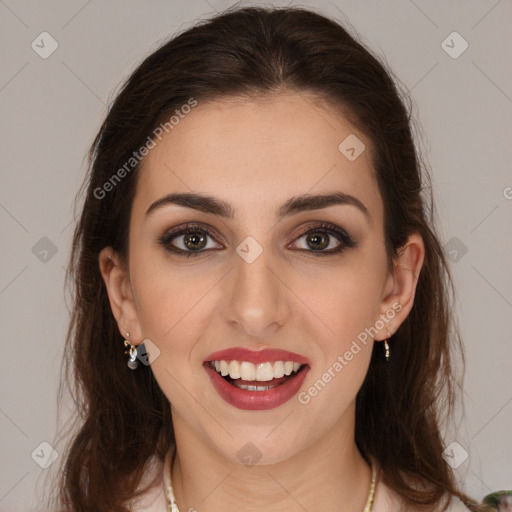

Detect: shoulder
[444,497,473,512]
[128,454,167,512]
[373,478,473,512]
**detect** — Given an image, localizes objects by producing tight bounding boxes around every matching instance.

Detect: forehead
[134,91,381,222]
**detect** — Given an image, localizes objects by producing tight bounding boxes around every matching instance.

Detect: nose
[223,249,290,339]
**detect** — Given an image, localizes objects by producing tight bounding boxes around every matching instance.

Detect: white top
[129,451,473,512]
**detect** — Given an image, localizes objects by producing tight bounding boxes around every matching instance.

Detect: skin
[99,91,425,512]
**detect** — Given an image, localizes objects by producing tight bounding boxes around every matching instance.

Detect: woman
[50,5,488,512]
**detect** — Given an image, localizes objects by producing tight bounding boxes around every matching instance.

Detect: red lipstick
[204,347,310,365]
[203,347,310,410]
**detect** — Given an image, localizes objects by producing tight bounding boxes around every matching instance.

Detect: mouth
[203,348,310,410]
[207,359,306,391]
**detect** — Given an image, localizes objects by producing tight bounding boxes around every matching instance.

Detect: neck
[169,402,374,512]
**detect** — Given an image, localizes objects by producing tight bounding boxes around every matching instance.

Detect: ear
[374,232,425,341]
[98,246,144,344]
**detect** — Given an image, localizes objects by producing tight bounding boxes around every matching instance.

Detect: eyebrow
[145,191,371,223]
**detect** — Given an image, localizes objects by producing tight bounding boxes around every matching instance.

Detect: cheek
[292,254,388,346]
[131,262,216,346]
[292,264,383,423]
[129,262,217,409]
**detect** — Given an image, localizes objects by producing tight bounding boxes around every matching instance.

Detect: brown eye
[303,232,333,251]
[182,232,207,251]
[158,224,222,257]
[290,223,356,255]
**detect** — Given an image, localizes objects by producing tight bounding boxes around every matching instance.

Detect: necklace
[163,445,377,512]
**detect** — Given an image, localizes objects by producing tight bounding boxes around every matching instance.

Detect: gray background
[0,1,511,510]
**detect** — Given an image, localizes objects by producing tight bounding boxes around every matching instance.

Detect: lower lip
[203,363,310,410]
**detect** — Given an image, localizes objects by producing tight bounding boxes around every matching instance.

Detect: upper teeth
[212,360,303,381]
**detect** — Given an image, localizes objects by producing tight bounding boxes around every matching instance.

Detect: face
[100,91,423,465]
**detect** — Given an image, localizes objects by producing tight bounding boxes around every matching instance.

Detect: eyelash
[157,222,357,258]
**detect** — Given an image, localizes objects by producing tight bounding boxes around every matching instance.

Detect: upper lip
[204,347,310,365]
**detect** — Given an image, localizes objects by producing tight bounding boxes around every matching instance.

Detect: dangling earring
[123,333,139,370]
[383,331,391,362]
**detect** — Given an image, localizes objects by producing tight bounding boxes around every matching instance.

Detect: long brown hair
[47,5,487,511]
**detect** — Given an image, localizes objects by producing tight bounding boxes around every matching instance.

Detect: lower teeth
[232,381,279,391]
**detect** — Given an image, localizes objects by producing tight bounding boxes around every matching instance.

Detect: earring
[123,333,139,370]
[383,331,391,362]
